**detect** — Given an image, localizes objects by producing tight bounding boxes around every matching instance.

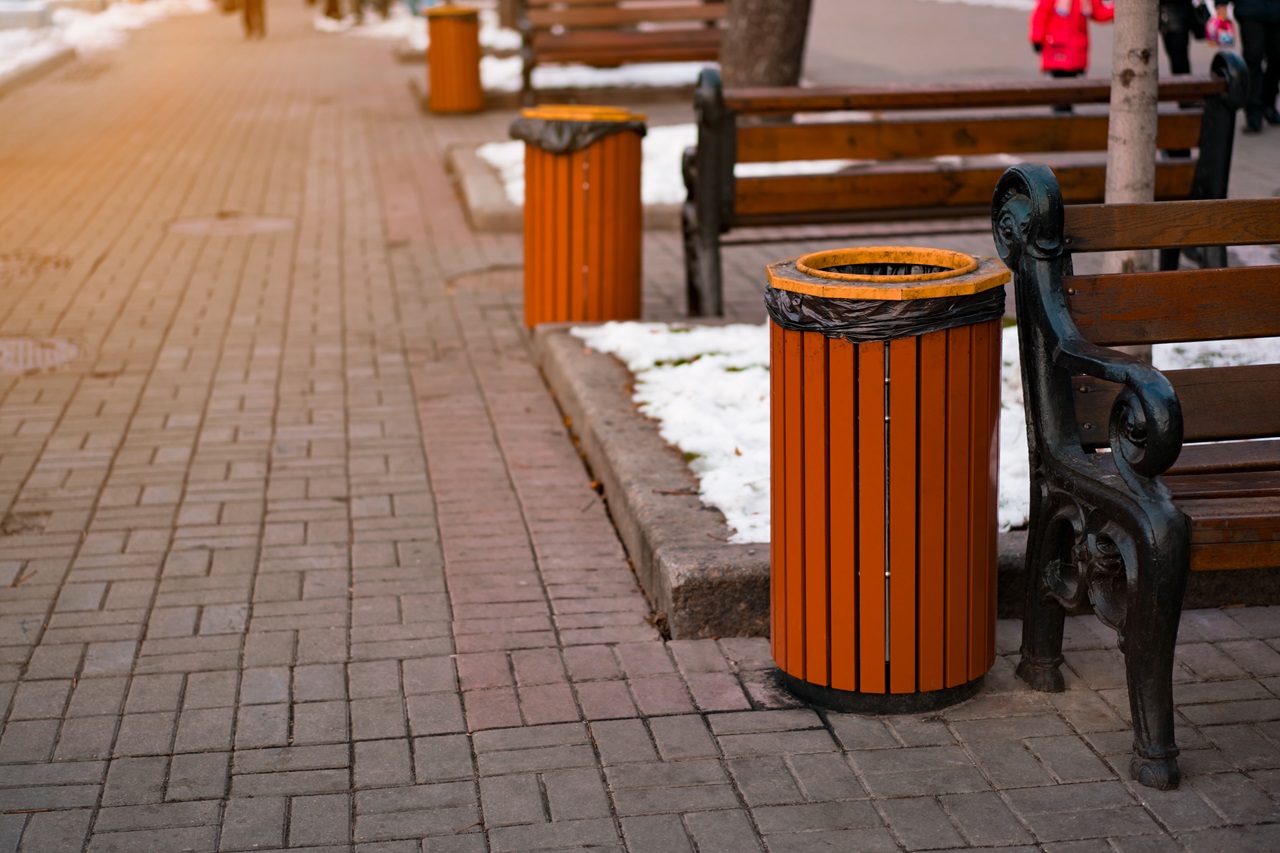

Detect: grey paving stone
[94,801,220,832]
[355,738,414,788]
[479,772,545,827]
[220,797,286,851]
[939,791,1036,847]
[167,752,230,801]
[53,716,118,760]
[729,756,805,806]
[543,767,612,821]
[488,817,619,853]
[15,809,93,853]
[850,745,991,797]
[649,715,720,761]
[102,756,167,806]
[879,796,966,850]
[1003,781,1163,843]
[289,793,351,848]
[413,734,476,784]
[684,809,765,853]
[619,814,694,853]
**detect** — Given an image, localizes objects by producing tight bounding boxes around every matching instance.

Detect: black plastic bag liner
[765,284,1006,344]
[510,116,648,155]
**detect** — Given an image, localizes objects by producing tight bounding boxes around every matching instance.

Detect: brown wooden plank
[783,328,806,677]
[527,3,726,27]
[770,321,787,671]
[1074,365,1280,446]
[1190,540,1280,571]
[858,341,887,693]
[1066,266,1280,346]
[916,330,948,693]
[723,76,1224,114]
[1064,199,1280,252]
[532,28,720,50]
[1165,470,1280,499]
[968,320,998,680]
[1169,439,1280,473]
[803,333,830,685]
[944,326,973,688]
[732,161,1195,219]
[888,337,918,694]
[828,339,858,691]
[735,112,1201,164]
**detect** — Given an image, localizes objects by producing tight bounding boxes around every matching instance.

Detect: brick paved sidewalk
[1,5,1279,853]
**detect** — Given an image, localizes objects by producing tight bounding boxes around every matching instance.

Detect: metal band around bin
[765,247,1009,344]
[510,105,648,155]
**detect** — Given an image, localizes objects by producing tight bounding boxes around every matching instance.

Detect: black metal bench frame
[992,161,1280,791]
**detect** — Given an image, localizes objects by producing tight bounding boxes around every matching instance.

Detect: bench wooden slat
[1074,365,1280,445]
[735,113,1202,164]
[1064,199,1280,252]
[1185,496,1280,569]
[723,77,1225,114]
[1164,470,1280,499]
[532,28,720,50]
[1065,266,1280,345]
[733,161,1196,219]
[527,4,726,27]
[1168,439,1280,473]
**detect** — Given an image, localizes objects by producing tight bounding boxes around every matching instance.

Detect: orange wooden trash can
[766,247,1010,712]
[426,5,484,114]
[512,105,645,328]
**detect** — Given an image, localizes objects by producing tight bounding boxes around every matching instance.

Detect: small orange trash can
[766,247,1009,713]
[511,105,645,328]
[426,5,484,114]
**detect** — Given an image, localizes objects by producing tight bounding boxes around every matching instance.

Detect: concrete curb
[448,142,681,234]
[0,46,76,102]
[536,322,1030,638]
[534,323,1280,639]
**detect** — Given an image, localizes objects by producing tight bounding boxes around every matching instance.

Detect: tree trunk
[498,0,519,30]
[1103,0,1160,276]
[720,0,814,87]
[1104,0,1160,361]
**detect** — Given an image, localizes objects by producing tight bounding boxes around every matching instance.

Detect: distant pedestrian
[1221,0,1280,132]
[1030,0,1115,111]
[1159,0,1207,75]
[243,0,265,38]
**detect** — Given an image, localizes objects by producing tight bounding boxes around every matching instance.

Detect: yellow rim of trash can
[426,5,479,17]
[768,247,1010,301]
[520,105,647,124]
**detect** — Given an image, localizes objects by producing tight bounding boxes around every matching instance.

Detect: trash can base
[778,670,984,715]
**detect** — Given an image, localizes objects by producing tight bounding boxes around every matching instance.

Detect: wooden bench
[682,52,1247,316]
[992,163,1280,791]
[519,0,726,106]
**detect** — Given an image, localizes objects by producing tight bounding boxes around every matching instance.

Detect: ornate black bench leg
[1123,528,1190,790]
[681,201,704,316]
[1016,486,1068,693]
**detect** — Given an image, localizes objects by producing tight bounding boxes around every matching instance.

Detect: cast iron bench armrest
[1052,335,1184,487]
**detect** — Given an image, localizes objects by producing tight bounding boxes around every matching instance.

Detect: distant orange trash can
[426,5,483,113]
[766,247,1009,713]
[511,105,645,328]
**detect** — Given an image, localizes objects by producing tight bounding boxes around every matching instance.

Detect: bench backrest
[690,52,1247,228]
[1061,200,1280,449]
[992,166,1280,456]
[522,0,727,30]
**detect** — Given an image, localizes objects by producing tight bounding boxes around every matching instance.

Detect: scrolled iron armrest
[1054,337,1184,485]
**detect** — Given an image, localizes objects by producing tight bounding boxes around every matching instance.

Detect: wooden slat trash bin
[766,247,1010,712]
[511,105,645,328]
[426,5,484,114]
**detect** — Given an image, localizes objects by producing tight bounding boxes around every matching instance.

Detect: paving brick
[619,814,693,853]
[407,691,466,735]
[235,703,290,749]
[1003,781,1163,842]
[728,756,805,806]
[16,809,93,853]
[220,796,286,851]
[292,700,350,745]
[488,818,619,853]
[879,796,967,850]
[355,739,414,788]
[167,752,230,801]
[479,772,545,827]
[290,793,351,847]
[939,791,1036,847]
[102,756,168,806]
[123,676,186,716]
[607,760,739,815]
[53,715,118,760]
[684,809,764,853]
[650,715,720,761]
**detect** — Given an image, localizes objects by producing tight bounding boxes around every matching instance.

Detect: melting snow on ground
[574,280,1280,544]
[0,0,211,79]
[478,122,856,208]
[314,3,521,53]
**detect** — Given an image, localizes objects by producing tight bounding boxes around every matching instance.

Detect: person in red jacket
[1031,0,1116,110]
